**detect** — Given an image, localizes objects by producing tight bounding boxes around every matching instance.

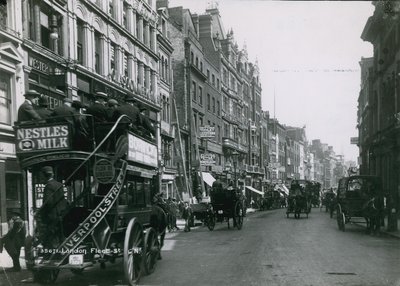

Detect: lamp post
[231,150,239,188]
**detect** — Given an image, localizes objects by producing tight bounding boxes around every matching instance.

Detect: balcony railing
[244,164,264,174]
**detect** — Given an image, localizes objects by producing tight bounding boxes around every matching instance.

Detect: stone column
[83,23,91,67]
[138,15,144,42]
[144,21,150,46]
[150,70,157,100]
[126,5,133,33]
[138,61,144,88]
[33,3,41,43]
[145,66,150,93]
[150,26,156,51]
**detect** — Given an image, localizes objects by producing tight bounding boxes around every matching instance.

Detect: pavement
[1,208,397,271]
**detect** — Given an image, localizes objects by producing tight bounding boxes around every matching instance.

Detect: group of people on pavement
[17,90,156,149]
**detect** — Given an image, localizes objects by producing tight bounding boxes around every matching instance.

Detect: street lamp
[231,150,239,188]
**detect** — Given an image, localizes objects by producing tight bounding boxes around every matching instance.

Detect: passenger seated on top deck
[17,90,42,123]
[134,101,155,140]
[86,92,109,123]
[35,96,52,119]
[112,94,141,133]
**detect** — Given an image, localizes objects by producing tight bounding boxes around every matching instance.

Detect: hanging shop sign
[15,124,71,153]
[199,126,215,138]
[200,153,216,166]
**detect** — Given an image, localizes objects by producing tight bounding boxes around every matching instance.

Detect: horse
[149,204,167,259]
[363,195,384,235]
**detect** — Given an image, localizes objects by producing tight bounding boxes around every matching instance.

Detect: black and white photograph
[0,0,399,285]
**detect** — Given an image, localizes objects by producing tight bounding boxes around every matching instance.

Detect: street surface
[1,208,399,286]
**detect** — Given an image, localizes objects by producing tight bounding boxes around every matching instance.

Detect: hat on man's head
[107,99,119,107]
[125,94,136,102]
[135,101,147,112]
[95,92,108,99]
[24,90,40,98]
[71,100,84,109]
[38,96,49,107]
[41,166,54,174]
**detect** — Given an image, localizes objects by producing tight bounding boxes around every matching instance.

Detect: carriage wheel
[340,212,346,232]
[207,211,216,231]
[143,227,159,275]
[234,201,244,230]
[124,218,144,285]
[33,269,60,284]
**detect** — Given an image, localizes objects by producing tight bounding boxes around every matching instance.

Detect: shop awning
[275,184,289,196]
[246,186,263,196]
[201,172,216,187]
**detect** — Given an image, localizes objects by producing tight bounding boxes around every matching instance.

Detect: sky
[168,0,375,162]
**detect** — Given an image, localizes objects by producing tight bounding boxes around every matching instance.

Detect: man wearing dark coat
[17,90,42,122]
[51,97,75,125]
[113,94,141,132]
[86,92,109,123]
[135,101,155,139]
[0,212,26,272]
[39,166,68,248]
[35,96,52,119]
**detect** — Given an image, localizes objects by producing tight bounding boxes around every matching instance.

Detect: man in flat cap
[39,166,68,248]
[17,90,42,122]
[35,96,52,120]
[0,211,25,272]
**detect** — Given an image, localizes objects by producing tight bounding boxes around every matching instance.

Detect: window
[217,79,220,90]
[207,94,210,110]
[109,1,114,18]
[94,31,101,73]
[212,74,215,86]
[77,19,84,64]
[198,86,203,105]
[199,116,203,128]
[123,2,128,29]
[200,62,203,72]
[195,57,199,67]
[110,42,116,72]
[192,81,196,101]
[123,51,129,77]
[217,100,220,116]
[191,52,194,63]
[136,15,140,38]
[212,97,215,113]
[0,74,11,124]
[207,69,210,80]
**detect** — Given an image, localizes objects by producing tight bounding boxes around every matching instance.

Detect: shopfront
[26,51,66,108]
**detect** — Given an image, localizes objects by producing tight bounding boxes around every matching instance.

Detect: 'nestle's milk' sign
[16,125,71,153]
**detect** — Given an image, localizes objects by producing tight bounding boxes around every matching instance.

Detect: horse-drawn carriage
[207,182,244,230]
[336,175,384,233]
[15,115,165,285]
[286,180,311,218]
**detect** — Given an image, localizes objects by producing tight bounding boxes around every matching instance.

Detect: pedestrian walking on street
[0,212,26,272]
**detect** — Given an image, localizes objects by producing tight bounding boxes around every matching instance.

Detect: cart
[210,185,244,230]
[15,115,163,285]
[286,180,311,219]
[336,175,383,233]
